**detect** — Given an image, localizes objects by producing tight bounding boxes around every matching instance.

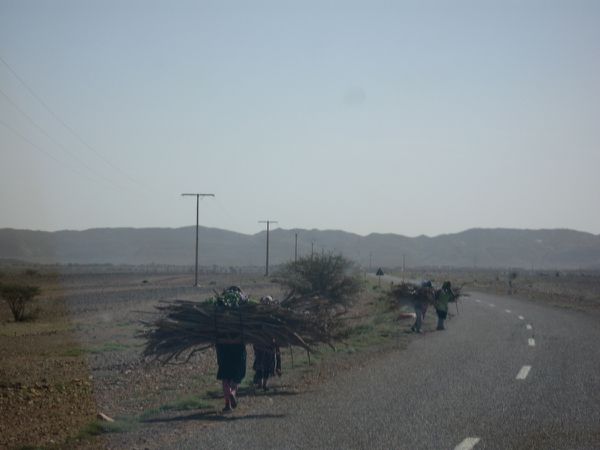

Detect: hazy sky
[1,1,599,237]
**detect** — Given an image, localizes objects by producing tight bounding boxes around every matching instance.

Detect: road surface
[167,278,600,449]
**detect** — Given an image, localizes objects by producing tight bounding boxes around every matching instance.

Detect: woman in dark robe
[252,295,282,391]
[252,339,281,391]
[215,286,248,412]
[216,342,246,411]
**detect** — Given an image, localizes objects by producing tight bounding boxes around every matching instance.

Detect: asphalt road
[170,279,600,449]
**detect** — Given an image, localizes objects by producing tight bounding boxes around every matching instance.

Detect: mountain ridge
[1,226,599,269]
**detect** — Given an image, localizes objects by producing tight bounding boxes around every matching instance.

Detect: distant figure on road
[411,280,433,333]
[435,281,454,330]
[253,296,282,391]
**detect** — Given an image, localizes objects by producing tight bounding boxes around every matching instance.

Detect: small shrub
[276,254,363,309]
[0,283,41,322]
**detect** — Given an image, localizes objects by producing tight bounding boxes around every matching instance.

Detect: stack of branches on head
[275,254,364,339]
[388,281,463,309]
[388,282,436,309]
[142,289,333,364]
[280,295,348,339]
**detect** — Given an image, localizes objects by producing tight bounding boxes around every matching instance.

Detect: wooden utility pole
[294,232,298,262]
[181,193,214,286]
[259,220,278,276]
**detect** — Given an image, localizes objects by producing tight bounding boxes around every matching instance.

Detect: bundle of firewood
[389,282,435,305]
[388,282,462,308]
[142,296,333,363]
[280,294,348,339]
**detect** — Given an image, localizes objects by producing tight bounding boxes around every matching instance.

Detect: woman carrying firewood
[216,342,246,412]
[252,296,282,391]
[434,281,454,330]
[216,286,248,412]
[411,280,433,333]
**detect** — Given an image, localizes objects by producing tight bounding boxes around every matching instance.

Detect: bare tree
[0,284,41,322]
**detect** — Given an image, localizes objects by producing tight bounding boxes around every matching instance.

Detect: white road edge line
[526,324,533,330]
[528,338,536,347]
[505,309,511,313]
[518,315,525,320]
[516,365,532,380]
[454,437,481,450]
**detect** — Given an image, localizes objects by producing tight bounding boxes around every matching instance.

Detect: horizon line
[0,225,597,239]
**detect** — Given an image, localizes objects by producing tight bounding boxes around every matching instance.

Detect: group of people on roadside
[411,280,455,333]
[215,289,282,413]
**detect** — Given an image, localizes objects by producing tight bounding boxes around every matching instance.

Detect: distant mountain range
[1,227,600,269]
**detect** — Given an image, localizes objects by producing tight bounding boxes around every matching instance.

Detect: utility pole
[181,193,215,287]
[294,232,298,262]
[259,220,278,276]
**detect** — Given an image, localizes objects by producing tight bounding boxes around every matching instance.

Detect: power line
[0,120,81,175]
[0,54,141,188]
[0,87,129,191]
[1,119,126,190]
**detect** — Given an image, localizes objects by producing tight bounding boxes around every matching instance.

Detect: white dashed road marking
[505,309,511,313]
[526,324,533,330]
[475,299,481,303]
[518,315,524,320]
[454,437,481,450]
[528,338,536,347]
[489,303,495,307]
[516,365,532,380]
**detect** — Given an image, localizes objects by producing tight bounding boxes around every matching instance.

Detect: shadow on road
[205,386,300,399]
[143,411,286,424]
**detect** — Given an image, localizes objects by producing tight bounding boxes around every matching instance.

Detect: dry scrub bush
[276,254,363,311]
[0,283,41,322]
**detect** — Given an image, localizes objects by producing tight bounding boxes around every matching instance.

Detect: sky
[1,0,599,237]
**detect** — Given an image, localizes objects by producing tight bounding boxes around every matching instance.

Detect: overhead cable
[0,86,128,190]
[0,54,142,188]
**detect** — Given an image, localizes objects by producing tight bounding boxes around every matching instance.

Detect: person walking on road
[434,281,454,330]
[216,342,246,412]
[252,338,282,391]
[252,296,282,391]
[411,280,433,333]
[215,286,248,412]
